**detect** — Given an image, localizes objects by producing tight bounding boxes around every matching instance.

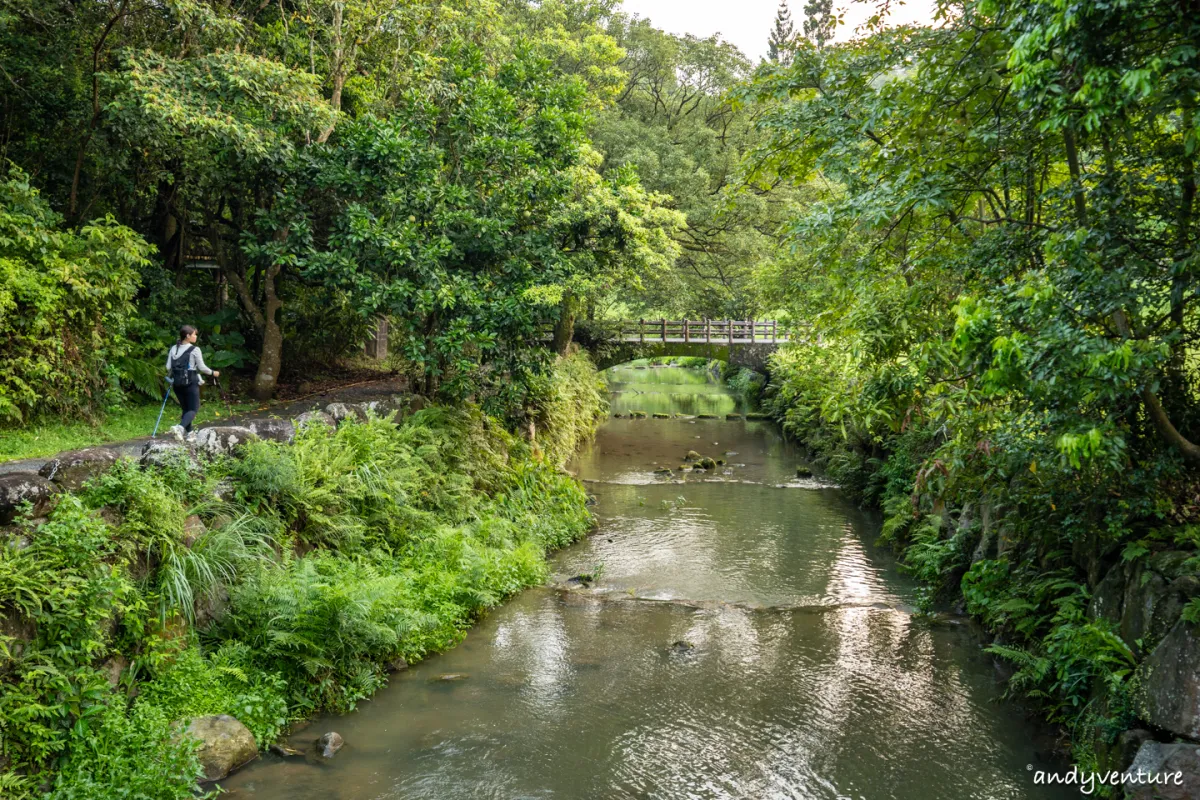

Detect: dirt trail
[0,377,409,476]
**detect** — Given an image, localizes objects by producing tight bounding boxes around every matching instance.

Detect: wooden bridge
[607,319,788,344]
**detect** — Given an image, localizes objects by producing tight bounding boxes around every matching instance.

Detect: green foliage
[530,351,609,467]
[44,702,211,800]
[1,391,599,792]
[0,171,149,423]
[739,0,1200,763]
[136,643,288,747]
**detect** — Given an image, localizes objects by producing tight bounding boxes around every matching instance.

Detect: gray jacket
[166,344,214,385]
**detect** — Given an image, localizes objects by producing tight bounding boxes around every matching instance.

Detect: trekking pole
[212,374,234,418]
[151,380,172,438]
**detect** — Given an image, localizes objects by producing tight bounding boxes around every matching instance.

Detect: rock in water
[37,447,118,491]
[184,715,258,781]
[0,472,54,524]
[316,732,344,759]
[795,467,814,478]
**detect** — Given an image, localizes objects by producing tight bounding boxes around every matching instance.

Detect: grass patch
[0,398,259,462]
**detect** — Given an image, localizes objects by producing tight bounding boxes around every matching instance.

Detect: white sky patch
[617,0,937,63]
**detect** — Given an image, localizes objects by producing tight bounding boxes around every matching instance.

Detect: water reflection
[220,365,1075,800]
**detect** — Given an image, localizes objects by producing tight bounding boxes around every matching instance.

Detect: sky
[616,0,938,62]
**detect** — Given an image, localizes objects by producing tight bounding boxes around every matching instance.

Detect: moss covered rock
[183,715,258,782]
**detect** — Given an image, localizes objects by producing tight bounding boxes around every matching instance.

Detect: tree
[802,0,835,50]
[592,16,794,318]
[767,1,795,64]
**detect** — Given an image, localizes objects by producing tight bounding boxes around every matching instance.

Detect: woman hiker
[166,324,219,440]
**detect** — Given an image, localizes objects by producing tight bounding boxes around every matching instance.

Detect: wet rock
[630,411,647,419]
[0,472,54,525]
[433,673,468,682]
[726,414,744,421]
[246,418,295,444]
[669,640,694,653]
[585,494,598,506]
[295,410,336,432]
[652,412,671,419]
[194,426,258,457]
[1122,741,1200,800]
[388,657,408,672]
[183,715,258,781]
[1135,620,1200,739]
[269,743,303,758]
[795,467,814,478]
[37,447,118,491]
[653,467,674,476]
[141,439,201,471]
[697,457,717,470]
[685,450,701,461]
[697,414,720,419]
[315,732,344,759]
[745,412,770,421]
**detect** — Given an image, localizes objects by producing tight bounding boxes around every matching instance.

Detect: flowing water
[221,364,1078,800]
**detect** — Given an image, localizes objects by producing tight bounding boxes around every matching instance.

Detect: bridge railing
[614,319,788,343]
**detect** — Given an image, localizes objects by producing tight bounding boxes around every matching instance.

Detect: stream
[220,364,1078,800]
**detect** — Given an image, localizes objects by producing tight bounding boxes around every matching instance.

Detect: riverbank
[759,340,1200,788]
[215,361,1077,799]
[0,353,606,798]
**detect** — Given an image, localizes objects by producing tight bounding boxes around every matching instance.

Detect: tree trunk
[252,262,283,401]
[552,293,576,357]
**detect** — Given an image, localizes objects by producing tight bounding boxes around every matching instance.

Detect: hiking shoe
[168,425,186,442]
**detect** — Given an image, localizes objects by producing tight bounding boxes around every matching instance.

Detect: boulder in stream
[315,731,344,759]
[183,715,258,781]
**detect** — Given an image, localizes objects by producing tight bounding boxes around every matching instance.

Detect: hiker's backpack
[170,345,197,386]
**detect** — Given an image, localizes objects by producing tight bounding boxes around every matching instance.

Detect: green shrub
[44,702,210,800]
[0,170,150,424]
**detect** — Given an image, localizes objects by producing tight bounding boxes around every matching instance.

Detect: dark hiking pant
[175,382,201,432]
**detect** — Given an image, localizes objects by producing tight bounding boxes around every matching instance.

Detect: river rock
[141,439,202,471]
[1135,619,1200,739]
[194,426,258,457]
[37,447,119,491]
[246,418,295,444]
[315,732,344,759]
[0,472,54,524]
[183,715,258,781]
[269,743,303,758]
[795,467,814,478]
[295,410,335,432]
[1122,741,1200,800]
